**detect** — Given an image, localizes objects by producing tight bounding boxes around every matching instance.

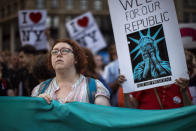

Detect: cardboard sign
[180,23,196,49]
[18,10,48,50]
[66,12,106,53]
[108,0,189,93]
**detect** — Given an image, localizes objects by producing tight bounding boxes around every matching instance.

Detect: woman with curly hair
[31,39,110,106]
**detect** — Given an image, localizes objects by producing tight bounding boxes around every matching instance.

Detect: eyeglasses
[51,48,73,55]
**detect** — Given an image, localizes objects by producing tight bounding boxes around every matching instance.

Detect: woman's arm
[175,78,192,106]
[94,96,111,106]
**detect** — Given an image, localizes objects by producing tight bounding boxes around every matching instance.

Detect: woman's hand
[175,77,189,92]
[38,93,52,104]
[117,75,127,84]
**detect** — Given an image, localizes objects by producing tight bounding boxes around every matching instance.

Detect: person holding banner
[185,50,196,105]
[31,39,110,106]
[121,76,193,109]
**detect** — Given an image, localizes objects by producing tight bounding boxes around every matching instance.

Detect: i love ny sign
[66,12,106,53]
[18,10,48,50]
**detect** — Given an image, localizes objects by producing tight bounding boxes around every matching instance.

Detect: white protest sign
[108,0,189,93]
[180,23,196,49]
[66,12,106,53]
[18,10,48,50]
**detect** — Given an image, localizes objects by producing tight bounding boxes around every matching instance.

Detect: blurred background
[0,0,195,53]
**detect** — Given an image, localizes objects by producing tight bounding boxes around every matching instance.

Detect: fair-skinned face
[51,42,75,72]
[94,55,103,68]
[18,51,32,68]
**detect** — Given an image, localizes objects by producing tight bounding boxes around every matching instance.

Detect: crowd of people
[0,38,196,110]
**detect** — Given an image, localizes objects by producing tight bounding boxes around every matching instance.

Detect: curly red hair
[48,38,87,74]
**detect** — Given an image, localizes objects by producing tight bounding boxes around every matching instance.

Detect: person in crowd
[102,44,121,106]
[94,54,104,76]
[185,49,196,105]
[17,44,39,96]
[0,51,12,80]
[31,39,110,106]
[32,54,55,83]
[82,47,112,96]
[117,74,193,109]
[0,62,14,96]
[8,53,21,95]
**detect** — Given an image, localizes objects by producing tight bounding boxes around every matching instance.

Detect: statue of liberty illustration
[128,26,171,82]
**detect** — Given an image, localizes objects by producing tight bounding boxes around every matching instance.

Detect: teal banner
[0,97,196,131]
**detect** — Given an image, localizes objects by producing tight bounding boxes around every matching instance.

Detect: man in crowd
[17,44,39,96]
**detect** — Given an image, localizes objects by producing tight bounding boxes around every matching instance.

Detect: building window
[94,0,103,10]
[51,0,59,8]
[47,16,59,39]
[46,16,51,28]
[80,0,88,10]
[65,0,74,10]
[37,0,45,9]
[65,16,72,23]
[183,12,190,22]
[7,5,11,15]
[188,0,196,7]
[0,8,5,18]
[13,3,18,12]
[184,0,196,8]
[46,16,59,28]
[191,13,196,22]
[53,16,59,28]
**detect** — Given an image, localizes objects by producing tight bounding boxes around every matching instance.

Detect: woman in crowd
[82,47,112,96]
[94,54,104,76]
[31,39,110,106]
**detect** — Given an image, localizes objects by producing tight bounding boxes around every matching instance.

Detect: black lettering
[70,22,78,33]
[136,0,142,6]
[132,21,138,31]
[148,3,155,13]
[119,0,133,10]
[136,20,142,30]
[146,0,152,3]
[75,37,87,46]
[125,24,132,33]
[22,30,30,41]
[148,16,155,26]
[143,18,148,27]
[133,8,141,17]
[154,1,161,10]
[22,12,27,24]
[155,14,162,24]
[141,6,148,15]
[87,30,97,42]
[33,30,44,42]
[163,12,169,21]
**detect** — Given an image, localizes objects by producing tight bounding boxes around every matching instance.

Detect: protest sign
[18,10,48,50]
[66,12,106,53]
[180,23,196,49]
[108,0,189,93]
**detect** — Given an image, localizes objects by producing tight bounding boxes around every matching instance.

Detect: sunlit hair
[48,38,87,74]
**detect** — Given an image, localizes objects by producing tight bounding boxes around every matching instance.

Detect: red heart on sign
[77,16,89,27]
[29,12,42,24]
